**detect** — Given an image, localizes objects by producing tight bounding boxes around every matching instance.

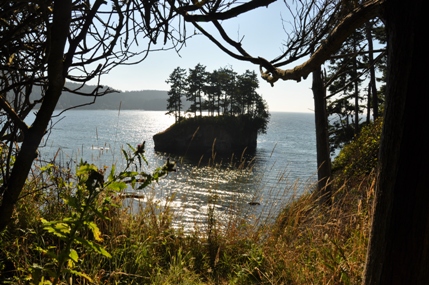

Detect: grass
[0,121,381,284]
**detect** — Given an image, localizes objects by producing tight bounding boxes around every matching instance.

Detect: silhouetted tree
[325,25,385,152]
[236,70,259,116]
[206,70,222,116]
[216,67,236,115]
[166,67,187,123]
[0,0,185,230]
[167,64,269,132]
[204,70,222,116]
[186,63,207,117]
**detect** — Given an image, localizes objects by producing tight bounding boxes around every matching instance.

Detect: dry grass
[1,157,376,285]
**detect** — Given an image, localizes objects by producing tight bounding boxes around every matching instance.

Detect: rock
[153,116,258,157]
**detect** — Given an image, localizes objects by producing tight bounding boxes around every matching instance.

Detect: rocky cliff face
[153,119,257,157]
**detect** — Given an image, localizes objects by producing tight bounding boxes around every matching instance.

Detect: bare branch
[181,0,276,22]
[260,0,385,85]
[0,96,28,134]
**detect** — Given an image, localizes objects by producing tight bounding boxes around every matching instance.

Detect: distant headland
[56,88,170,110]
[32,82,181,111]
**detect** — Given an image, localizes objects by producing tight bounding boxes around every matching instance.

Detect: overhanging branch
[182,0,276,22]
[260,0,385,85]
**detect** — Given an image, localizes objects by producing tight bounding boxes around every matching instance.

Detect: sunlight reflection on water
[30,110,317,231]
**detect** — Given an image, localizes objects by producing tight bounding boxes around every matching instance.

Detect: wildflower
[136,141,146,154]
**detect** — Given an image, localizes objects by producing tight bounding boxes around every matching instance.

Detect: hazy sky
[92,2,315,113]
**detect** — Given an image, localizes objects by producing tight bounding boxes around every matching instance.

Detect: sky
[91,1,315,113]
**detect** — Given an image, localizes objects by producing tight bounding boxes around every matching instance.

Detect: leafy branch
[35,143,175,284]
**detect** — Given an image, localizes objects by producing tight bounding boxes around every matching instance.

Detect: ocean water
[31,110,318,229]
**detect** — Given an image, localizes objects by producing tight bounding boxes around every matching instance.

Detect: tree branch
[260,0,385,85]
[182,0,276,22]
[0,96,28,134]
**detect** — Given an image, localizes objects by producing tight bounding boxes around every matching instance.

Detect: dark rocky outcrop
[153,116,258,157]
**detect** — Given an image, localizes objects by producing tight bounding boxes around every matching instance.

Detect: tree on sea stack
[158,65,269,155]
[165,64,268,125]
[166,67,187,123]
[186,63,208,117]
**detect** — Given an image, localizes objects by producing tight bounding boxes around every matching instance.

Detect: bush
[333,118,383,178]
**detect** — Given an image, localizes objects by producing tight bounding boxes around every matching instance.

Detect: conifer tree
[204,70,221,116]
[165,64,270,134]
[236,70,259,116]
[216,67,236,115]
[166,67,187,123]
[327,28,368,152]
[186,63,207,117]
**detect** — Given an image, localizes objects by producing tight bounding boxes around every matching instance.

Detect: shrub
[333,118,383,178]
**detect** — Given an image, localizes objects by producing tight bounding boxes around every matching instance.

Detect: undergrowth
[0,119,382,284]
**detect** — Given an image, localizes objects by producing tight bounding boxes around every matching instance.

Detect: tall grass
[1,120,380,284]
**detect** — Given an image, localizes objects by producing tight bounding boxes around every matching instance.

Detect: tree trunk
[312,66,332,204]
[0,0,72,231]
[352,39,360,134]
[365,21,379,120]
[366,82,371,123]
[363,0,428,284]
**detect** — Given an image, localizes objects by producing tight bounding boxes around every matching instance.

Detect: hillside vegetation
[0,119,382,284]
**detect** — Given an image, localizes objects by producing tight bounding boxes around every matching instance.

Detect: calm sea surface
[31,110,317,229]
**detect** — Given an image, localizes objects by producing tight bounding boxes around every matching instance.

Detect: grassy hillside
[0,119,382,284]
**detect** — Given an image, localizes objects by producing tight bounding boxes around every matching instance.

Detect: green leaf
[126,143,136,153]
[107,181,127,191]
[137,173,153,189]
[40,163,55,173]
[122,148,129,161]
[64,196,80,209]
[68,249,79,269]
[140,153,149,165]
[75,237,112,258]
[84,221,103,242]
[41,218,71,238]
[118,171,139,179]
[108,164,116,182]
[77,164,98,176]
[67,269,94,283]
[69,249,79,263]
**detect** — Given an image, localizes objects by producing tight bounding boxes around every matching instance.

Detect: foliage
[168,113,269,136]
[328,113,360,153]
[186,63,208,117]
[326,19,386,153]
[166,67,187,123]
[0,0,188,231]
[333,118,382,178]
[0,143,175,284]
[165,64,270,134]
